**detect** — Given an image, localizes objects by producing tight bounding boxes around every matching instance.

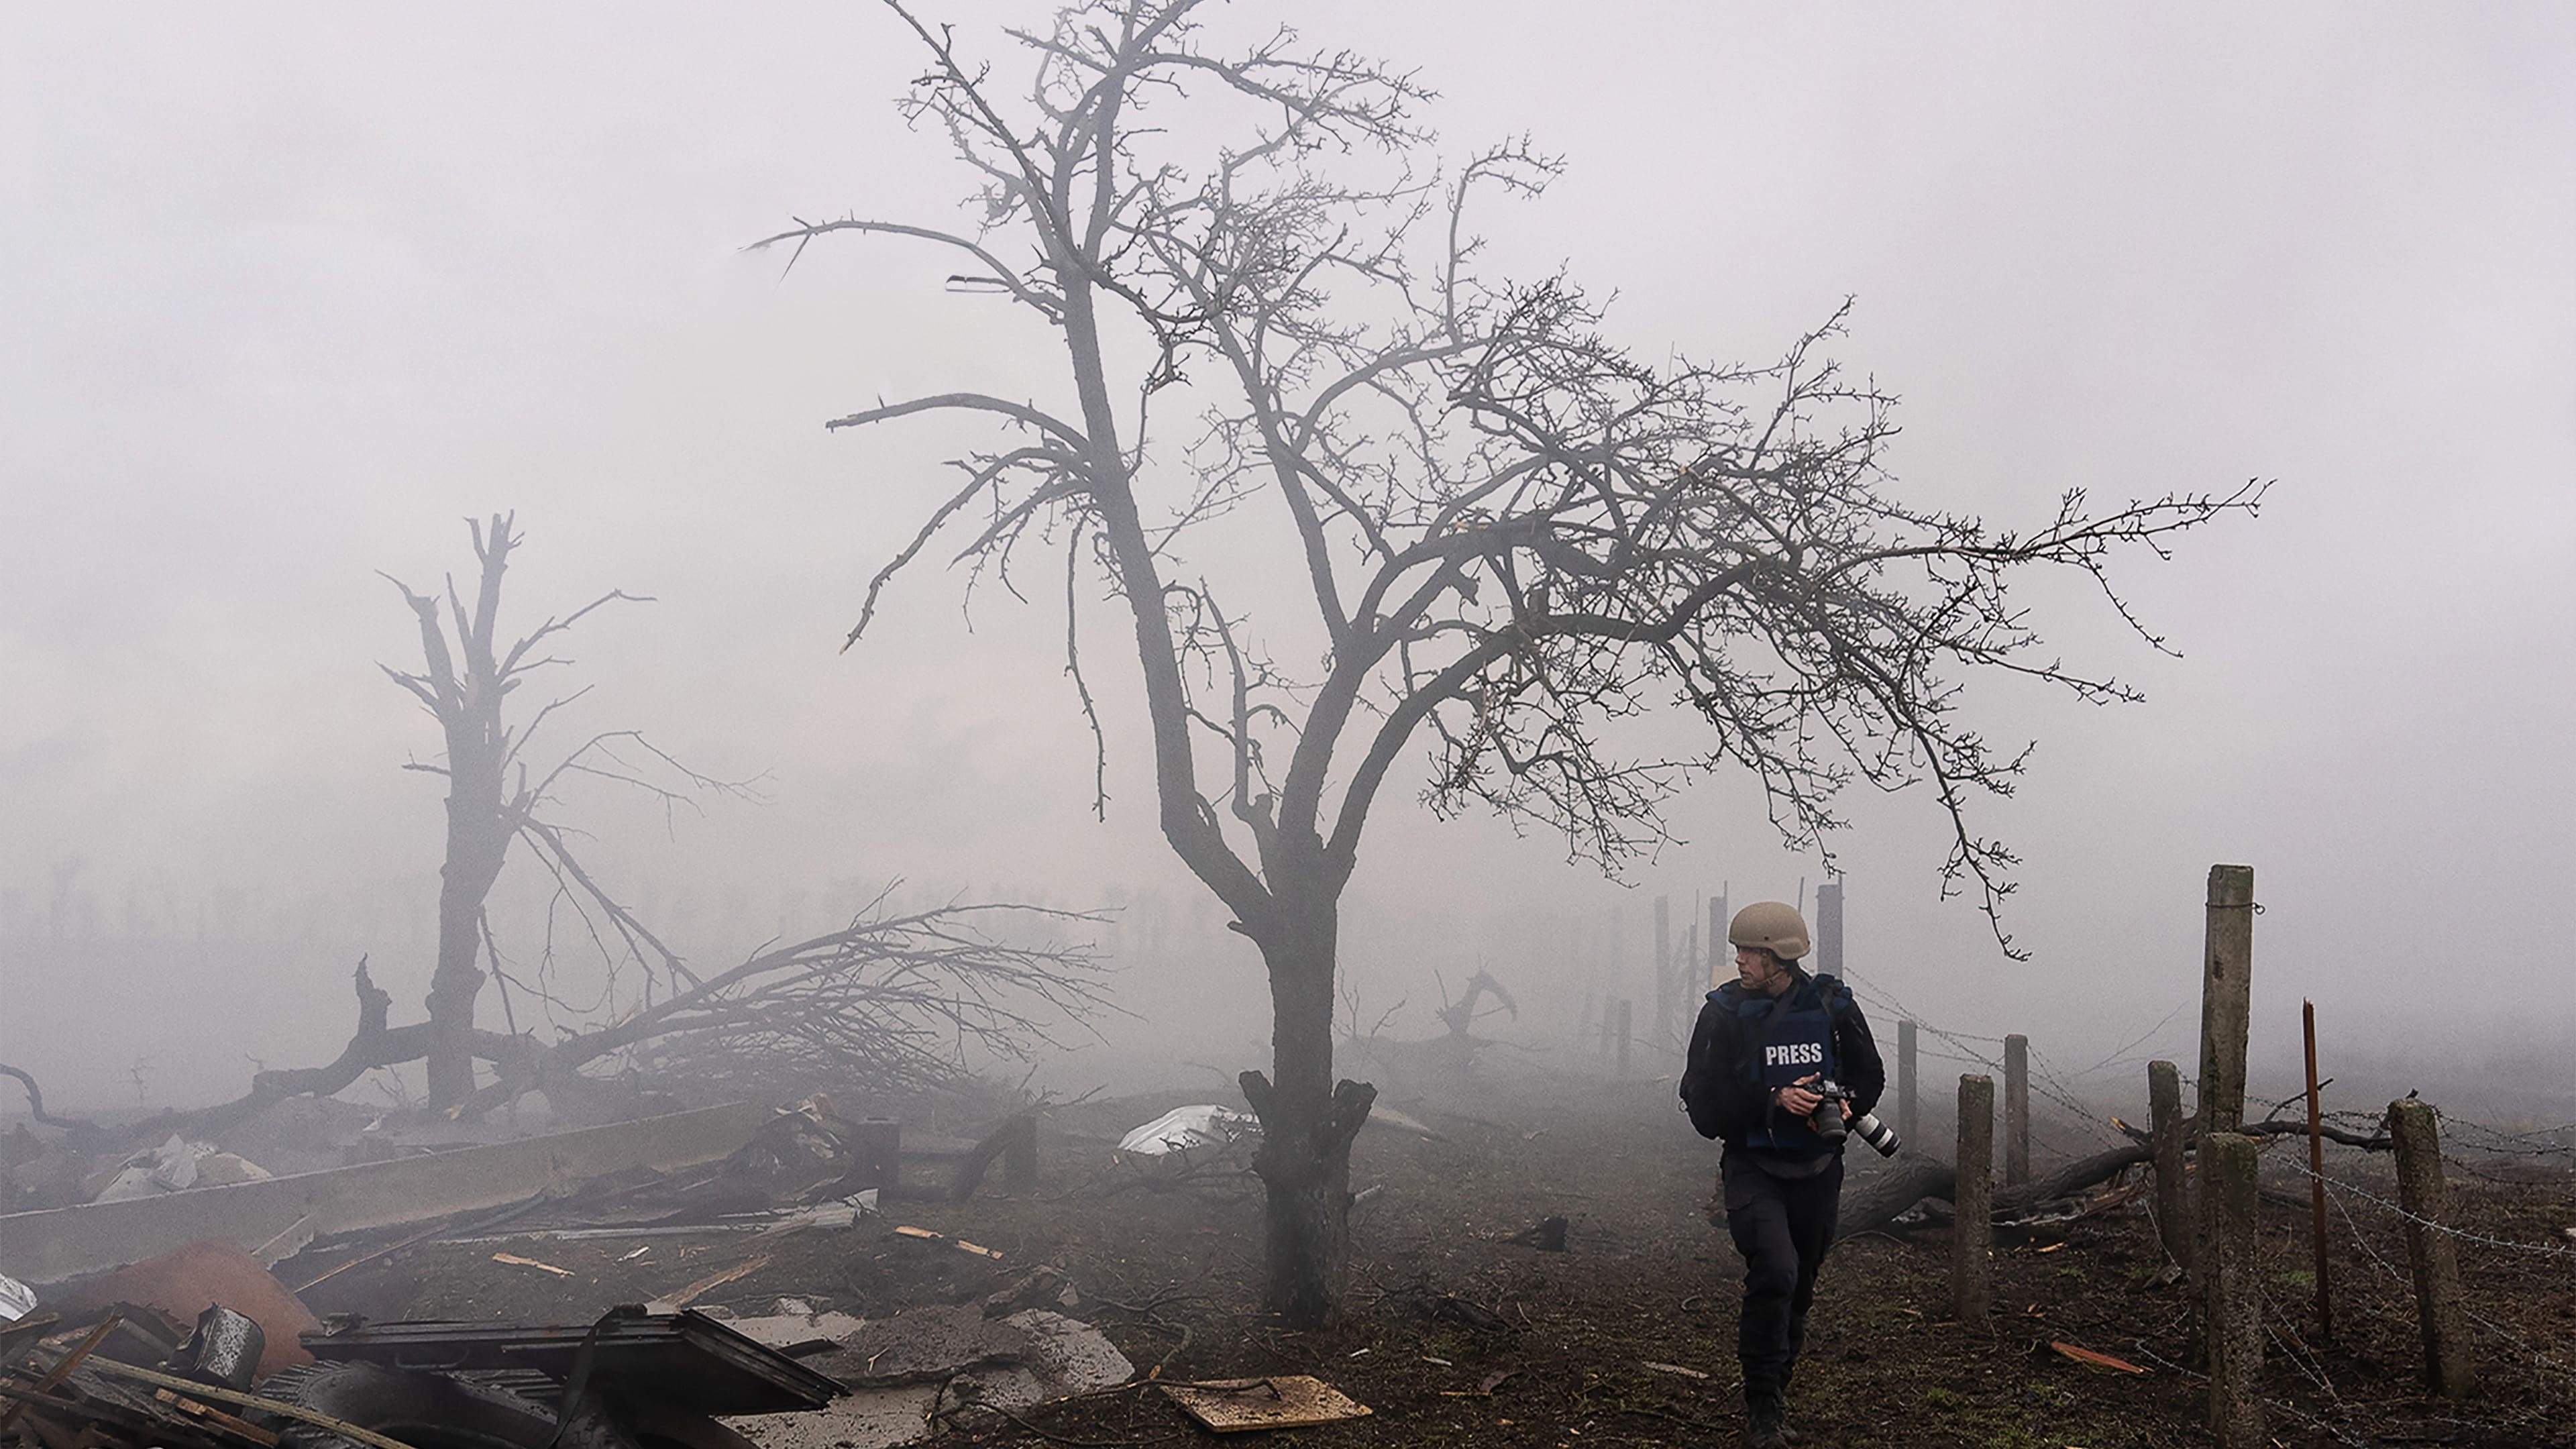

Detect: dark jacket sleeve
[1680,996,1770,1143]
[1833,984,1886,1118]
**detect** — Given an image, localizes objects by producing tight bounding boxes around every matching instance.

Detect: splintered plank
[2050,1341,2149,1375]
[663,1254,770,1307]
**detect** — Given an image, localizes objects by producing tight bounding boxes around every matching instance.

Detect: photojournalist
[1679,901,1887,1448]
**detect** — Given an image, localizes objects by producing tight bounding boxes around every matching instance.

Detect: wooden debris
[154,1386,282,1446]
[490,1252,574,1277]
[0,1316,119,1432]
[1640,1361,1710,1380]
[890,1224,1002,1258]
[2050,1341,2149,1375]
[82,1358,426,1449]
[664,1254,770,1307]
[1162,1375,1371,1432]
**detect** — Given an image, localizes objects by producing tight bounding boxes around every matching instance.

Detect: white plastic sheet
[0,1271,35,1324]
[1116,1104,1258,1156]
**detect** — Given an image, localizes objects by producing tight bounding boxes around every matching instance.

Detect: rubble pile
[0,1089,1173,1449]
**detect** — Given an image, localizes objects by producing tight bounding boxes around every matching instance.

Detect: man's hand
[1774,1074,1823,1118]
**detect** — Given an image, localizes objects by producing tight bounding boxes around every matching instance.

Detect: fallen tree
[471,898,1110,1112]
[95,900,1104,1148]
[1841,1117,2394,1236]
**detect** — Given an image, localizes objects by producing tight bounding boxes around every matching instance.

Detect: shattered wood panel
[0,1104,766,1284]
[1161,1376,1371,1432]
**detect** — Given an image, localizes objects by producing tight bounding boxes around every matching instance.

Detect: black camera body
[1807,1078,1901,1157]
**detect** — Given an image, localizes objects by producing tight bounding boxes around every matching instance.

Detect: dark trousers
[1719,1148,1843,1407]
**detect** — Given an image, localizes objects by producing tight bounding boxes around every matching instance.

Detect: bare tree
[379,513,736,1107]
[764,0,2259,1323]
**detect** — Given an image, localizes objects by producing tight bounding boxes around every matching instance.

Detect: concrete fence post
[2148,1059,2192,1272]
[1653,895,1672,1057]
[2202,1132,2265,1447]
[2193,864,2255,1309]
[2387,1099,2477,1399]
[1896,1020,1918,1147]
[2196,865,2256,1136]
[1952,1074,1994,1328]
[2003,1033,2031,1187]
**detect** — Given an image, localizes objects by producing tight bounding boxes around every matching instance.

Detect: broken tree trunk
[384,519,522,1109]
[948,1115,1038,1202]
[1240,903,1375,1328]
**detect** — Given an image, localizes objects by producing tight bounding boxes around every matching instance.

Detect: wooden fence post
[2196,865,2256,1136]
[2202,1132,2265,1447]
[1952,1074,1993,1328]
[2148,1059,2192,1272]
[1615,999,1632,1079]
[1896,1020,1918,1147]
[1709,892,1729,990]
[2003,1033,2030,1187]
[2387,1099,2477,1398]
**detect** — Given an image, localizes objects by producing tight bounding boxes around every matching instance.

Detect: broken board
[1161,1376,1371,1432]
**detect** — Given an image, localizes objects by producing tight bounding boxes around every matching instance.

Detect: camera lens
[1850,1112,1901,1157]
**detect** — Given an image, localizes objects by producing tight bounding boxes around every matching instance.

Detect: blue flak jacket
[1678,971,1886,1157]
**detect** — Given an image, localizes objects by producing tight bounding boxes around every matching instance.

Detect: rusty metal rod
[2303,998,2331,1343]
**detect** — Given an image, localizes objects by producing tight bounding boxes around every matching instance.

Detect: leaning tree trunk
[1238,892,1375,1328]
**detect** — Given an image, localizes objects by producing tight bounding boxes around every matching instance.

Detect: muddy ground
[292,1071,2576,1448]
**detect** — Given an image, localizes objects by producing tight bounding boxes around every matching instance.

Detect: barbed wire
[2438,1113,2576,1161]
[2277,1155,2576,1260]
[2125,1326,2373,1449]
[2318,1169,2576,1383]
[2065,1001,2193,1079]
[1848,983,2137,1146]
[1850,985,2576,1177]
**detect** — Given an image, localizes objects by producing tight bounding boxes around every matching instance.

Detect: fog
[5,3,2571,1118]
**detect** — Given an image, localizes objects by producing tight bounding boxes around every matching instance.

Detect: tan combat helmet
[1727,900,1811,962]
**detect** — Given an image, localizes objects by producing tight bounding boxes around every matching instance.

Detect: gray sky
[5,3,2572,1110]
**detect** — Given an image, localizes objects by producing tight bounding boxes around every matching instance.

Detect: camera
[1808,1079,1901,1157]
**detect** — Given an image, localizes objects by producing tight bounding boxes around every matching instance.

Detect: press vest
[1719,975,1843,1156]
